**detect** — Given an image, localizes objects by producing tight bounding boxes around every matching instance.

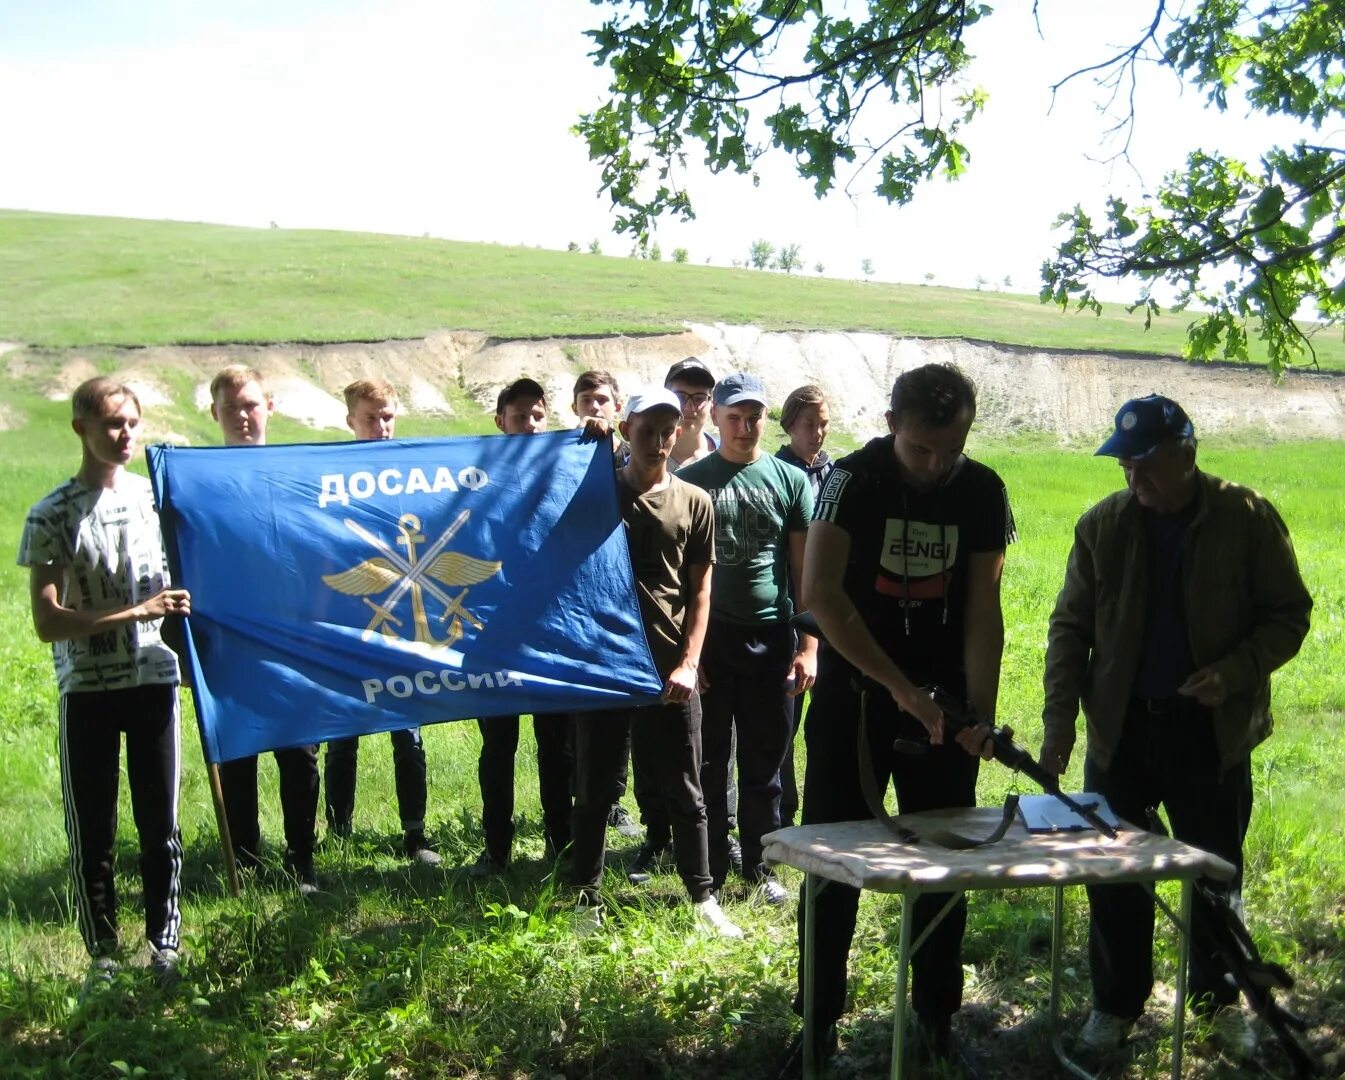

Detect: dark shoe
[328,819,353,841]
[627,841,669,884]
[754,876,790,906]
[727,833,744,876]
[78,952,120,1004]
[776,1022,838,1080]
[233,847,263,874]
[404,830,443,866]
[466,851,508,878]
[607,804,641,839]
[912,1015,979,1079]
[284,853,321,896]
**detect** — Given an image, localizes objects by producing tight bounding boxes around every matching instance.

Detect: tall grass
[1,398,1340,1077]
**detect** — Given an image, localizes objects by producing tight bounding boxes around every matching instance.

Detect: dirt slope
[5,326,1343,442]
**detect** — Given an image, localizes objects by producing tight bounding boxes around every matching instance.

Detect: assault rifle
[914,685,1118,840]
[1143,810,1320,1077]
[789,610,1116,840]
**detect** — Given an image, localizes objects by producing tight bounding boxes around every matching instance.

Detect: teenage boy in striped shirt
[20,376,190,987]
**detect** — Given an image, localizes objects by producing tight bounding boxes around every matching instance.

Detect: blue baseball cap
[1095,395,1194,459]
[712,372,768,408]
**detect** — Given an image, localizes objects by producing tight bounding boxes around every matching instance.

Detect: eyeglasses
[672,391,710,408]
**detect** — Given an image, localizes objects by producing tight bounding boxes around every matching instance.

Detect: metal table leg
[1051,884,1094,1080]
[1172,880,1193,1080]
[804,873,818,1080]
[890,892,914,1080]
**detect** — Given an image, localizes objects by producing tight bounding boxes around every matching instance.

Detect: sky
[0,1,1313,297]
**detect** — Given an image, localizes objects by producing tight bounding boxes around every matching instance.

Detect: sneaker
[693,896,744,939]
[726,833,744,876]
[775,1022,839,1080]
[755,876,790,906]
[1203,1005,1260,1058]
[607,804,642,839]
[466,851,508,878]
[627,841,668,884]
[149,944,181,986]
[284,853,321,897]
[572,900,605,937]
[78,953,119,1003]
[404,831,443,867]
[1077,1009,1135,1054]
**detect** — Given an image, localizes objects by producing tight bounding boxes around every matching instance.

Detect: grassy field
[4,209,1345,371]
[0,389,1340,1077]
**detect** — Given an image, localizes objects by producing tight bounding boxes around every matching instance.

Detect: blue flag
[147,432,661,763]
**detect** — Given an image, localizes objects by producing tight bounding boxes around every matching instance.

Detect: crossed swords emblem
[321,510,502,649]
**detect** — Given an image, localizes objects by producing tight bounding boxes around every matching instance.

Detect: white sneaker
[149,944,182,986]
[572,902,604,937]
[694,896,744,939]
[1205,1006,1260,1058]
[1078,1009,1134,1053]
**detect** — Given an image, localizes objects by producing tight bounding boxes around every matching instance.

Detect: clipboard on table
[1018,793,1121,834]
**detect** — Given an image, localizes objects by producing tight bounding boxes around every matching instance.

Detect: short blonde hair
[344,378,399,412]
[780,384,826,432]
[209,365,268,402]
[72,376,141,421]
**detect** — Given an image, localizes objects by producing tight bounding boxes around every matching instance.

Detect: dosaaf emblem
[322,510,501,649]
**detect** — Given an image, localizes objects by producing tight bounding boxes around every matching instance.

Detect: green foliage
[774,242,803,274]
[577,1,988,243]
[672,246,690,263]
[583,2,1345,377]
[748,238,775,270]
[1038,3,1345,378]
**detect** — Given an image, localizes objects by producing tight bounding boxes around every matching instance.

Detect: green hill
[4,208,1341,369]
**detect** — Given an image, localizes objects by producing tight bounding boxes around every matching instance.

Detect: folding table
[763,807,1235,1079]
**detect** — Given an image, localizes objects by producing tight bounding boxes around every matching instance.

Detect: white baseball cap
[622,387,683,420]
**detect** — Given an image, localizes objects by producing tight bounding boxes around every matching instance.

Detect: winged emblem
[321,511,501,649]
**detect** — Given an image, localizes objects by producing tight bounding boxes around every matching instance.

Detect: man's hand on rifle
[889,681,945,744]
[955,723,996,761]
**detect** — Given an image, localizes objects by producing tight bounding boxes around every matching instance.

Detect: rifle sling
[858,684,1019,850]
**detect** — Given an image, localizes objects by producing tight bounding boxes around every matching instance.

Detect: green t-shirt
[678,452,813,625]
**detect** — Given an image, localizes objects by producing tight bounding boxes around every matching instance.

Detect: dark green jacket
[1042,470,1312,772]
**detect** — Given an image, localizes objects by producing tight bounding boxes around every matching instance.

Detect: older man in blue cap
[1039,394,1312,1059]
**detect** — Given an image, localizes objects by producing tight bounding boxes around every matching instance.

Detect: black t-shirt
[814,436,1016,693]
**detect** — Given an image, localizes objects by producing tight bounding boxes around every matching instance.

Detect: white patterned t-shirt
[18,473,180,693]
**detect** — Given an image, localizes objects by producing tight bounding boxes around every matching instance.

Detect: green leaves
[584,1,1344,377]
[580,2,984,240]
